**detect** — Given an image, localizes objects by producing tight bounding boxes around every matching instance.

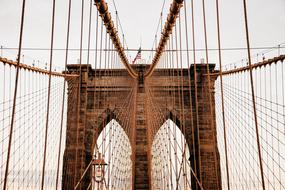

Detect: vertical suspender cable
[101,30,108,188]
[79,0,93,187]
[201,0,220,189]
[183,1,199,188]
[41,0,56,189]
[190,0,202,185]
[87,0,93,66]
[215,0,230,189]
[3,0,26,189]
[242,0,265,189]
[92,13,99,185]
[74,0,85,187]
[55,0,72,189]
[166,42,174,189]
[176,11,188,188]
[170,34,179,184]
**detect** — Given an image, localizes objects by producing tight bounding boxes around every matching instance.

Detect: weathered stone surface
[62,64,221,190]
[134,78,150,189]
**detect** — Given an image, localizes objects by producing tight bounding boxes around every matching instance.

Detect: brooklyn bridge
[0,0,285,189]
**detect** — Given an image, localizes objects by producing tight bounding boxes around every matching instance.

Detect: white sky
[0,0,285,70]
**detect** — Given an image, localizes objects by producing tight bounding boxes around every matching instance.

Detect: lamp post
[92,153,107,190]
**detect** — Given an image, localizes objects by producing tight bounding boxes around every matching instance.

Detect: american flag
[132,47,141,64]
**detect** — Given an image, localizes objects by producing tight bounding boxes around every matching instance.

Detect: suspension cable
[93,0,138,78]
[144,0,184,78]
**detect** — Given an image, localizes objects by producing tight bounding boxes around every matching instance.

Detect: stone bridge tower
[62,64,222,190]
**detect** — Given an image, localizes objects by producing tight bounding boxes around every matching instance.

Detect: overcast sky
[0,0,284,70]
